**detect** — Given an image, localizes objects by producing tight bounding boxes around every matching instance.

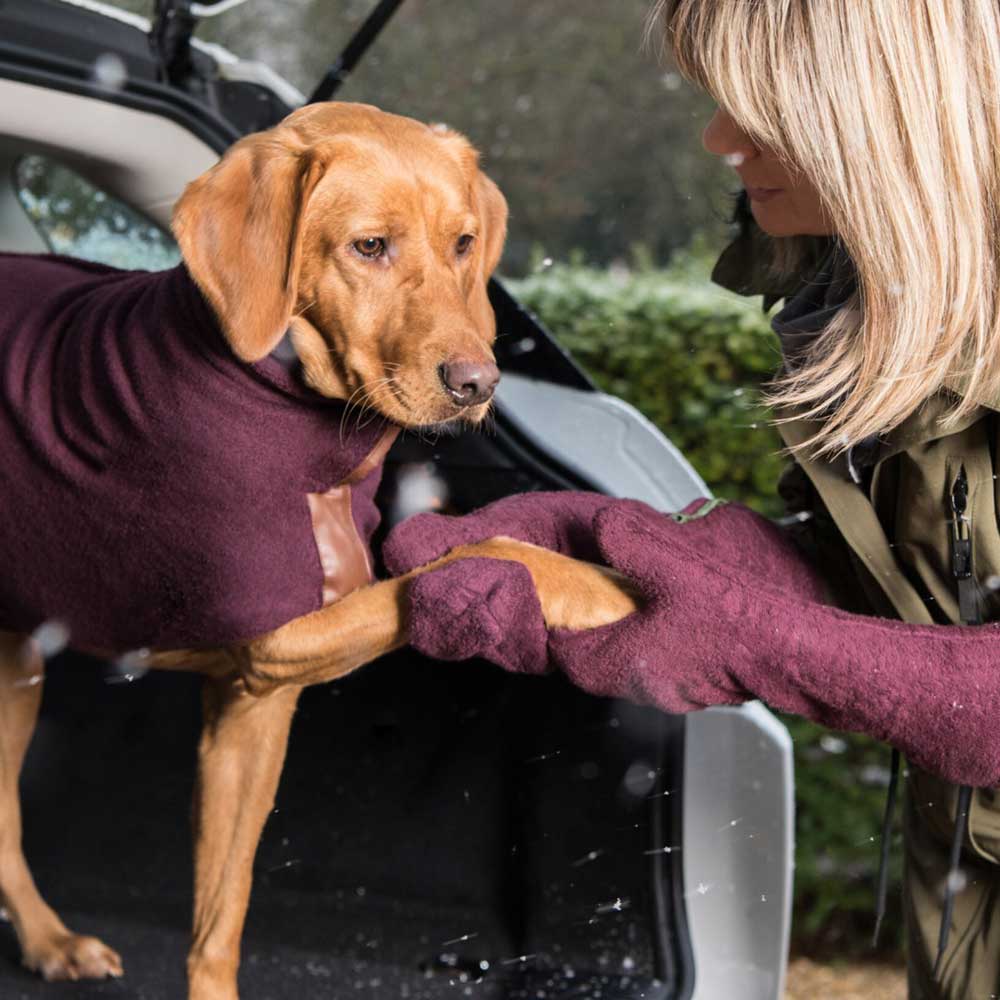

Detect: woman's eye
[353,237,386,258]
[456,234,475,256]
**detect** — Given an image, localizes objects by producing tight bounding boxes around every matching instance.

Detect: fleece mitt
[385,494,1000,787]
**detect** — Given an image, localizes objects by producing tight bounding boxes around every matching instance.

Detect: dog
[0,100,522,999]
[0,99,638,998]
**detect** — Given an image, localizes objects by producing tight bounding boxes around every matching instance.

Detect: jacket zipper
[949,464,981,626]
[932,466,978,979]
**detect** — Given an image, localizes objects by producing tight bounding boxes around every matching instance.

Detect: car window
[14,154,181,271]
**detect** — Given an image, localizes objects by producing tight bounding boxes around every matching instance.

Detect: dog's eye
[456,234,475,256]
[353,237,386,258]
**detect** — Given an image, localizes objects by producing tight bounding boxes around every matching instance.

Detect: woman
[384,2,1000,996]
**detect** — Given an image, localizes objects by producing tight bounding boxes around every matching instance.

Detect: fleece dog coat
[0,253,396,653]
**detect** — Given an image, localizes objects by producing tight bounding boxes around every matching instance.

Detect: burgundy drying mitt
[386,494,1000,787]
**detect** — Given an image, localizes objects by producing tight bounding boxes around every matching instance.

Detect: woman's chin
[750,204,833,238]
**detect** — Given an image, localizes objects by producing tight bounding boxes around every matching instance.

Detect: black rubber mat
[0,651,677,999]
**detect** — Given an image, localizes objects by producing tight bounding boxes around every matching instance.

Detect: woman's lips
[747,187,783,203]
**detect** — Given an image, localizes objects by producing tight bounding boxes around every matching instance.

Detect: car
[0,2,794,997]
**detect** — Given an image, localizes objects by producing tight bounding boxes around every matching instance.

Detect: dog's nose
[438,358,500,407]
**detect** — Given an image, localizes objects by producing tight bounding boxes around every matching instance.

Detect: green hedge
[510,262,787,516]
[508,261,903,958]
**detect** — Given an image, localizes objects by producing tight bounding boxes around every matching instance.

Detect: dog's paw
[24,932,123,981]
[188,956,239,1000]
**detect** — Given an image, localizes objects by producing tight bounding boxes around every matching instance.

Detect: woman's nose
[702,106,758,163]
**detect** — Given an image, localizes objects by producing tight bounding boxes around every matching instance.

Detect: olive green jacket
[712,221,1000,878]
[776,396,1000,627]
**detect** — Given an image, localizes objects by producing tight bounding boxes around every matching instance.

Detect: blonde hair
[651,0,1000,456]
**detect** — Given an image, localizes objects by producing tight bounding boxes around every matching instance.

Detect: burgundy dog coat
[0,253,396,653]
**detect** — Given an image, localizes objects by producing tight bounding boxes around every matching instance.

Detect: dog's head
[172,102,508,429]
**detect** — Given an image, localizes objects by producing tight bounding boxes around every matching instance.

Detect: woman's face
[702,106,834,237]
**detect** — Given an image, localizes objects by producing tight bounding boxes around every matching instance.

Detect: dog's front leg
[242,537,639,691]
[187,674,301,1000]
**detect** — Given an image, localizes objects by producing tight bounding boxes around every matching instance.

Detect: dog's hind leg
[0,632,123,981]
[187,673,301,1000]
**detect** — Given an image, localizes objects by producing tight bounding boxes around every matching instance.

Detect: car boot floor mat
[0,653,680,999]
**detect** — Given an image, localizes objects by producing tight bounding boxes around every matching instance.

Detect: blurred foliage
[109,0,736,274]
[508,253,787,517]
[782,718,903,958]
[510,257,905,958]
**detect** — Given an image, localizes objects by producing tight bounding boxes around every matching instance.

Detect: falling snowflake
[93,53,127,91]
[32,619,69,657]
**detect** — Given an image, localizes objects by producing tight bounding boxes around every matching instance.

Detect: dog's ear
[172,133,327,362]
[474,171,508,279]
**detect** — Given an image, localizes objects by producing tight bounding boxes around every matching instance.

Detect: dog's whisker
[291,298,317,320]
[339,382,370,443]
[338,375,392,442]
[342,376,398,437]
